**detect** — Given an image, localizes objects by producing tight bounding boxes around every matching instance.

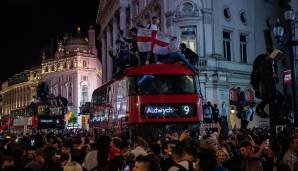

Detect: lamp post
[273,6,297,126]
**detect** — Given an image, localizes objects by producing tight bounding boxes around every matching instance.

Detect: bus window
[128,75,196,95]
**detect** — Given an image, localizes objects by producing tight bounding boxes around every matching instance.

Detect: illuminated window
[81,85,88,104]
[181,26,197,53]
[223,31,232,61]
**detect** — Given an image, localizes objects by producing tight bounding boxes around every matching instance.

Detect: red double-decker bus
[91,64,203,139]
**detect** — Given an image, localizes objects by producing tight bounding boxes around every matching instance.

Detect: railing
[197,56,252,73]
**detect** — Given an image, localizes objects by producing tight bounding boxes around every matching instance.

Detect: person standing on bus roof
[146,16,160,31]
[164,37,199,73]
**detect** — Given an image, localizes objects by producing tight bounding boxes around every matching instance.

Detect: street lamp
[273,6,297,126]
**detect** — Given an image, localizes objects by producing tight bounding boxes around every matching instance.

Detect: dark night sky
[0,0,99,84]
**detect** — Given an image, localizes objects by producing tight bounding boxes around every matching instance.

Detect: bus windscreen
[128,75,196,95]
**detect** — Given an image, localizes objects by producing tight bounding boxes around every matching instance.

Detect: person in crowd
[134,155,161,171]
[241,157,263,171]
[24,148,45,171]
[83,135,111,171]
[219,102,229,137]
[199,144,226,171]
[282,133,298,171]
[160,140,176,171]
[241,104,255,129]
[203,102,213,123]
[179,43,199,66]
[131,136,148,159]
[60,153,70,167]
[164,37,199,73]
[212,104,220,123]
[168,145,195,171]
[236,87,246,119]
[42,145,62,171]
[63,161,83,171]
[1,156,16,171]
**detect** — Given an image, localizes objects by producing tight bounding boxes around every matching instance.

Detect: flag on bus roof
[137,28,171,55]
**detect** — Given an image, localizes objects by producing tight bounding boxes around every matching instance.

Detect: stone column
[112,17,118,54]
[120,7,127,35]
[101,34,107,82]
[106,26,113,80]
[160,0,167,32]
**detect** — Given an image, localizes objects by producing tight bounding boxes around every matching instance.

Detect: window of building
[70,61,74,69]
[81,76,88,81]
[83,60,87,68]
[224,8,231,21]
[240,34,248,63]
[181,2,194,17]
[51,65,55,71]
[64,62,67,69]
[181,26,197,53]
[240,11,247,25]
[223,31,232,61]
[81,85,88,104]
[67,83,72,100]
[45,66,48,72]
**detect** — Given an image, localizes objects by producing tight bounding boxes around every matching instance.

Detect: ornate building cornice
[97,0,119,33]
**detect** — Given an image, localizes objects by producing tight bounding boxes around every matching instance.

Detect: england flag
[137,28,171,55]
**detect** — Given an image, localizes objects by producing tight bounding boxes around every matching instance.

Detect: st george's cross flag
[137,28,171,55]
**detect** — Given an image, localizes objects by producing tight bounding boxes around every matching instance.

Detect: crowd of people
[108,16,199,78]
[0,126,297,171]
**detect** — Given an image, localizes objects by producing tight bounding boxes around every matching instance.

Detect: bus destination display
[141,104,196,119]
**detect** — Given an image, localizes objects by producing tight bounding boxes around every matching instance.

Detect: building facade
[1,67,42,116]
[97,0,283,128]
[41,26,102,117]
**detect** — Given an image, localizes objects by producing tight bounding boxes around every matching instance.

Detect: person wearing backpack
[168,146,195,171]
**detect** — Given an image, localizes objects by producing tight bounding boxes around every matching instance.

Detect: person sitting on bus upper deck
[164,37,199,73]
[179,43,199,66]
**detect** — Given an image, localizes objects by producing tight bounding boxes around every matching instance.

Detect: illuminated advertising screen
[37,115,63,129]
[141,104,196,119]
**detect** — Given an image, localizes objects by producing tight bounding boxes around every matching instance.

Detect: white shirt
[168,161,195,171]
[146,23,159,31]
[131,146,147,159]
[83,150,98,171]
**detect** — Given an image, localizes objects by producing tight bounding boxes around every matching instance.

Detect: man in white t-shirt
[146,16,160,31]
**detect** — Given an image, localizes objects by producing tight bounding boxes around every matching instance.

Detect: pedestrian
[212,104,220,123]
